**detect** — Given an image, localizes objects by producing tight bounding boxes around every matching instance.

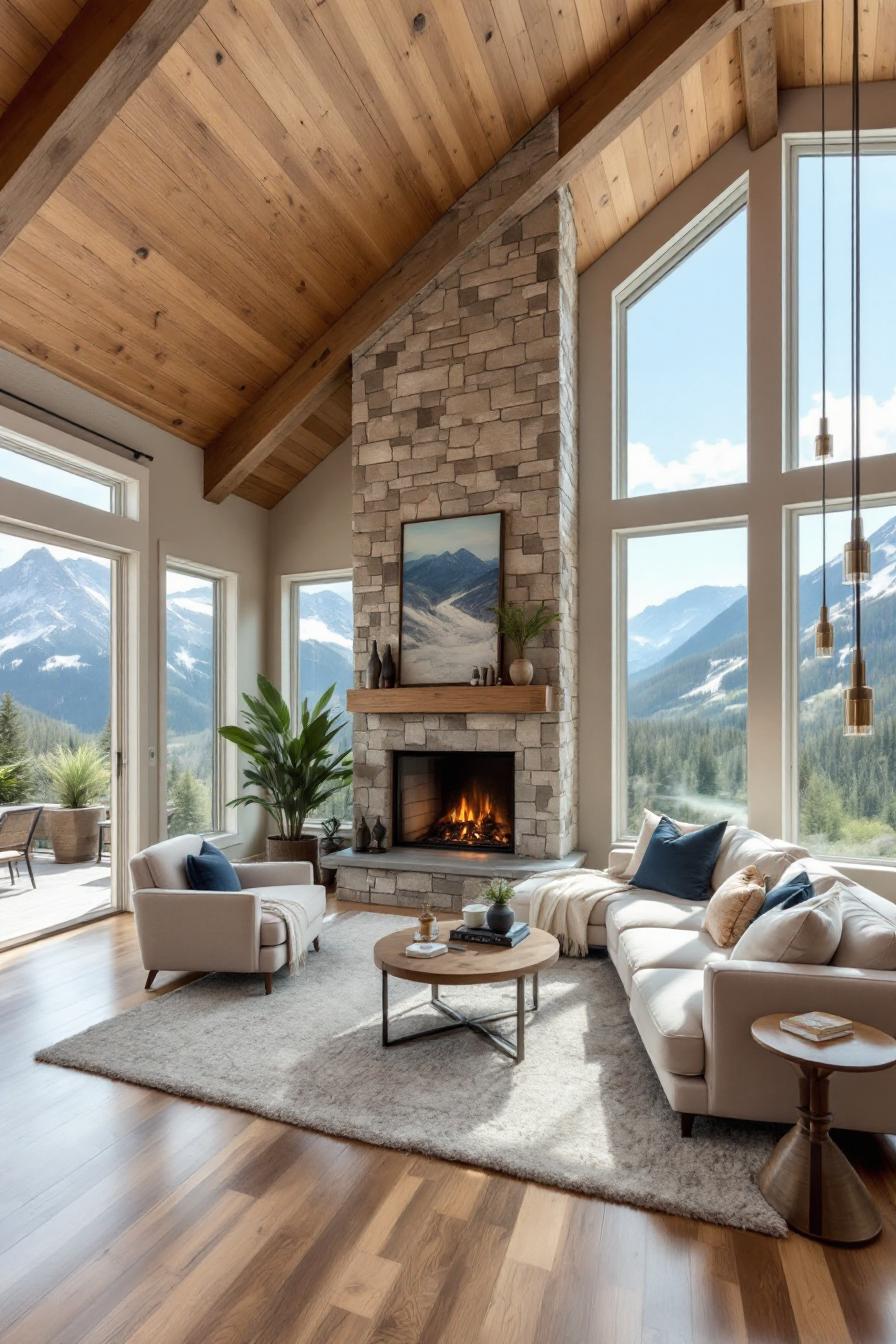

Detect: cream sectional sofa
[512,828,896,1136]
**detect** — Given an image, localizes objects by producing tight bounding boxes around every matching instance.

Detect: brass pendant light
[844,0,873,734]
[815,0,834,657]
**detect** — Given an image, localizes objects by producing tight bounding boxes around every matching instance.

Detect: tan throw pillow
[730,890,843,965]
[831,881,896,970]
[703,865,767,947]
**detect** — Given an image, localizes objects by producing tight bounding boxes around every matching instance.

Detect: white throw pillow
[621,809,708,880]
[730,890,843,965]
[712,826,809,891]
[830,881,896,970]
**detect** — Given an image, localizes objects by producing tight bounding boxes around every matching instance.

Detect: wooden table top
[374,921,560,986]
[751,1013,896,1073]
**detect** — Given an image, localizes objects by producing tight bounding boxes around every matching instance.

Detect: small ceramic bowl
[462,903,488,928]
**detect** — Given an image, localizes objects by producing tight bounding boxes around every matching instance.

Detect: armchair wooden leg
[680,1113,695,1138]
[312,936,320,951]
[145,970,158,990]
[264,972,273,995]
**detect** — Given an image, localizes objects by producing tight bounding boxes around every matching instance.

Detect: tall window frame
[784,131,896,472]
[612,176,749,501]
[0,421,136,517]
[614,518,750,839]
[162,556,237,841]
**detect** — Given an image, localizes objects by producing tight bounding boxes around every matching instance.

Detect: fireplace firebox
[393,751,514,853]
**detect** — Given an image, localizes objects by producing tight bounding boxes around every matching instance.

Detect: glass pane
[625,527,748,833]
[795,149,896,466]
[166,569,216,836]
[295,578,353,823]
[623,208,747,496]
[797,503,896,857]
[0,438,114,511]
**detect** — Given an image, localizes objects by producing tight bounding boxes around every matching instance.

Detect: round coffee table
[373,921,560,1064]
[751,1013,896,1243]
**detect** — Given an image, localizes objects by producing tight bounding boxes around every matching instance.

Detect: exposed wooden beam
[203,0,762,503]
[0,0,208,258]
[738,7,779,150]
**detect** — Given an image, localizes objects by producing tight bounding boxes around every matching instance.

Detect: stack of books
[449,921,530,949]
[780,1011,854,1042]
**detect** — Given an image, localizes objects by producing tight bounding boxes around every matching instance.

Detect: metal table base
[381,971,538,1063]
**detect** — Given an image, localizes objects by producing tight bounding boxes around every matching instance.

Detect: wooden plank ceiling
[0,0,892,507]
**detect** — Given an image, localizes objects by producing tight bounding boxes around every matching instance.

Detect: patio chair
[0,806,44,889]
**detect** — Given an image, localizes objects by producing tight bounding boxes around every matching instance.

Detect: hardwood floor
[1,910,895,1344]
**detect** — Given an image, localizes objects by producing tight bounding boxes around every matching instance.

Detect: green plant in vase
[492,601,560,686]
[43,743,109,863]
[482,876,516,934]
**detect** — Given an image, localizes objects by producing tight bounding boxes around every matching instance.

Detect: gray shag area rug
[36,912,785,1235]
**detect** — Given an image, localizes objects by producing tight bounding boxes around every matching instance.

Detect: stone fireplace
[324,130,582,911]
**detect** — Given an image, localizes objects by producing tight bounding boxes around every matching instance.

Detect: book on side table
[450,922,530,949]
[780,1011,854,1042]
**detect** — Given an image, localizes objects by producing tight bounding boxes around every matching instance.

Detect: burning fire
[425,785,511,849]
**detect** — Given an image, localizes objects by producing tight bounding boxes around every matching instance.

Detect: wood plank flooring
[1,908,895,1344]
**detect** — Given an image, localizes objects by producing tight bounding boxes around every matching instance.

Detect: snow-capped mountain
[0,546,111,732]
[165,585,216,736]
[628,584,746,673]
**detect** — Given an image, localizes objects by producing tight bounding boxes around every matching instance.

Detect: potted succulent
[493,601,561,686]
[482,877,516,935]
[220,676,352,879]
[43,744,108,863]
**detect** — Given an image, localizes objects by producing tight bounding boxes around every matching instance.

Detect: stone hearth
[331,130,579,913]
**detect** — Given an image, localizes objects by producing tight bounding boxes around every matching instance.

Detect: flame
[445,789,499,825]
[425,783,511,849]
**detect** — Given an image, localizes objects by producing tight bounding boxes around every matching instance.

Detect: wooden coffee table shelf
[347,685,555,714]
[374,921,560,1064]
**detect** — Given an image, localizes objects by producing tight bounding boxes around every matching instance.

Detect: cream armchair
[130,834,326,994]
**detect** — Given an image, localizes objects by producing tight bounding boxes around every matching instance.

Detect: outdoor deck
[0,851,113,948]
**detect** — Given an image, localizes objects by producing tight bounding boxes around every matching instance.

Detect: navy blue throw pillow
[630,816,728,902]
[186,839,241,892]
[754,869,814,919]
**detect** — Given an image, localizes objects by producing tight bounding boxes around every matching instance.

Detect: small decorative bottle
[366,641,382,689]
[381,644,396,688]
[356,815,371,853]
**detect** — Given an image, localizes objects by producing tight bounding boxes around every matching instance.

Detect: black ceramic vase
[366,641,382,689]
[381,644,396,688]
[487,902,514,934]
[356,815,371,852]
[371,816,387,851]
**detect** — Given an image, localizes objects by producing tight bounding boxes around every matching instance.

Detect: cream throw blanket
[260,897,309,973]
[525,868,631,957]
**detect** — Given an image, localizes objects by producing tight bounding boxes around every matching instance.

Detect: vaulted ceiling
[0,0,893,506]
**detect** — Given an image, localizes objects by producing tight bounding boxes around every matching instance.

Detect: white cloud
[627,439,745,495]
[799,387,896,459]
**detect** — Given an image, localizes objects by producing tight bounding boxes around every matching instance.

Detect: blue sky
[628,526,747,617]
[402,514,501,563]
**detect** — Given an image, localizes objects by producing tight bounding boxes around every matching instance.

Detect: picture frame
[397,511,504,686]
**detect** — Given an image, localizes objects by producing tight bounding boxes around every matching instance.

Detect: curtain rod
[0,386,154,464]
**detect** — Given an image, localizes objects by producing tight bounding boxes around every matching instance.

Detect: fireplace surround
[393,750,514,853]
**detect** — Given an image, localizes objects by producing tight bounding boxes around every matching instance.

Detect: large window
[290,574,353,824]
[615,184,748,498]
[790,139,896,467]
[795,501,896,858]
[165,565,223,837]
[621,525,748,833]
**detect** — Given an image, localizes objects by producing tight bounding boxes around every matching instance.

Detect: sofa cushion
[629,968,705,1076]
[755,869,814,919]
[712,826,809,890]
[142,833,202,891]
[615,927,730,995]
[703,865,766,946]
[619,809,708,879]
[776,856,844,897]
[511,869,627,933]
[186,840,241,892]
[260,911,288,947]
[605,894,706,958]
[631,817,727,902]
[730,890,842,964]
[831,881,896,970]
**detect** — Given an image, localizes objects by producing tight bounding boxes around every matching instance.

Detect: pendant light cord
[851,0,862,655]
[820,0,828,609]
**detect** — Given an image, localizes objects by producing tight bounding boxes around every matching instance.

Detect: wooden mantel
[346,686,555,715]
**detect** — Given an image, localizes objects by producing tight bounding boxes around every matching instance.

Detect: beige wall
[0,348,269,874]
[578,82,896,895]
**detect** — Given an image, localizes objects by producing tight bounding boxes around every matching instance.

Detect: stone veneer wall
[345,171,578,908]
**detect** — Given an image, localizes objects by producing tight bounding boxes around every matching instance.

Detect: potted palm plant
[493,600,561,686]
[43,744,108,863]
[220,676,352,878]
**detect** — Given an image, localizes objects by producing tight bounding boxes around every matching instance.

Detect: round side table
[751,1013,896,1244]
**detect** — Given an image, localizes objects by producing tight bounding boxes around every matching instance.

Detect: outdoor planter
[49,806,104,864]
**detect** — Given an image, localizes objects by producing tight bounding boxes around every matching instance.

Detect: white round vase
[509,658,534,686]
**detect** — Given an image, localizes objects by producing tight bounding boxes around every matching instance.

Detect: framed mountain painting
[398,512,503,685]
